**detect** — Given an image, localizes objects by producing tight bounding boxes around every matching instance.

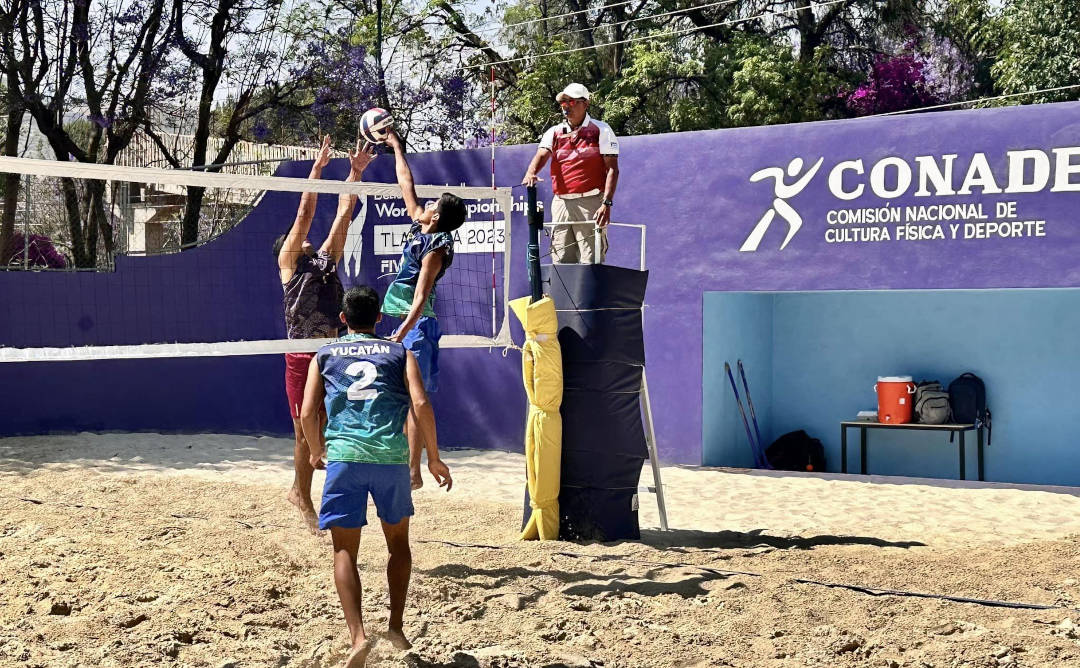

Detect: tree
[929,0,1000,103]
[7,231,68,269]
[438,1,912,138]
[0,0,177,267]
[1,75,23,265]
[992,0,1080,104]
[845,51,941,116]
[238,0,492,151]
[733,43,843,125]
[141,0,312,245]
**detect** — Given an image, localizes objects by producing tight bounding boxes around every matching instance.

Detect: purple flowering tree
[237,0,493,152]
[254,25,487,152]
[6,232,68,269]
[845,51,943,116]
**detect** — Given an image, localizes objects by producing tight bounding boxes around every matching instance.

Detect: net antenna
[0,156,514,362]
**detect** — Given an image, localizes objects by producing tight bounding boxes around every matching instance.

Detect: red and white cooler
[874,376,916,424]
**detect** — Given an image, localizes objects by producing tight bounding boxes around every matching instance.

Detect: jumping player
[380,129,467,490]
[275,136,375,532]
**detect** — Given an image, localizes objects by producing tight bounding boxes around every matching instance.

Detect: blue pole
[725,362,766,469]
[738,360,772,469]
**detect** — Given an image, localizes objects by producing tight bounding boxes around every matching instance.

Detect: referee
[522,83,620,264]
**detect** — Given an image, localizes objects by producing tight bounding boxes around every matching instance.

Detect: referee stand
[527,186,668,538]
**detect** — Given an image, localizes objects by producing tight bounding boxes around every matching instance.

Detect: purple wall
[3,101,1080,464]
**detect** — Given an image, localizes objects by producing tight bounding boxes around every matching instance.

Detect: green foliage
[492,1,873,139]
[991,0,1080,103]
[503,42,592,143]
[927,0,1000,102]
[63,120,99,155]
[724,38,847,128]
[220,0,1080,147]
[504,30,851,140]
[601,40,702,134]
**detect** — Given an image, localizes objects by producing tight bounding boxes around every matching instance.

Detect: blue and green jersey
[316,333,410,464]
[382,221,455,317]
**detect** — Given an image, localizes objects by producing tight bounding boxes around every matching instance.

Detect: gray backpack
[915,381,952,424]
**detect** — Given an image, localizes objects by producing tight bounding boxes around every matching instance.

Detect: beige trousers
[550,194,608,264]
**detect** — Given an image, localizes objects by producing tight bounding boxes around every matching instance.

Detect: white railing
[543,221,647,270]
[115,133,343,175]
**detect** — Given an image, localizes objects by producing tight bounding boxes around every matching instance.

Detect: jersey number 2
[344,361,378,401]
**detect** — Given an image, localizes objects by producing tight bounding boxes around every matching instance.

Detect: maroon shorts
[284,352,315,419]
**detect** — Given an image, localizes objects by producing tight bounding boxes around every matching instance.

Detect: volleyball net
[0,157,513,362]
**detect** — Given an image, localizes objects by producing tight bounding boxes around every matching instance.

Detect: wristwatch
[602,198,614,207]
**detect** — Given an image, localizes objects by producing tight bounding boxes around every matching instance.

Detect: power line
[474,0,640,36]
[533,0,739,43]
[205,1,743,92]
[427,0,636,40]
[869,84,1080,117]
[460,0,850,70]
[388,0,740,74]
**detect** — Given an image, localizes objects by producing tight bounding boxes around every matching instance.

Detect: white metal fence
[115,133,340,175]
[2,134,343,270]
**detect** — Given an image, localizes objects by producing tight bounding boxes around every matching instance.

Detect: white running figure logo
[343,204,368,283]
[740,157,824,252]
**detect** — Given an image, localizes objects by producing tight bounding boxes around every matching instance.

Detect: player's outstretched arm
[404,351,451,491]
[384,130,423,220]
[279,136,333,281]
[391,248,444,344]
[300,357,327,470]
[322,139,376,263]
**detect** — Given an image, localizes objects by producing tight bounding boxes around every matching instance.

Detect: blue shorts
[402,316,441,393]
[318,462,414,530]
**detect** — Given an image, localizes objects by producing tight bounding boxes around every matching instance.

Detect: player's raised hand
[313,135,333,171]
[348,139,377,175]
[428,458,452,492]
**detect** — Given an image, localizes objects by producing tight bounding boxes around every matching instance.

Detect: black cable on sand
[418,539,1079,613]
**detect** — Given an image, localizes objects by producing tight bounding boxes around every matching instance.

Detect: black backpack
[948,373,992,444]
[766,430,826,472]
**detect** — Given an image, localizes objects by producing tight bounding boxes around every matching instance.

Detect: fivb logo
[740,157,823,252]
[739,146,1080,252]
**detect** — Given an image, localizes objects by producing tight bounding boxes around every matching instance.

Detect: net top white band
[0,335,512,363]
[0,157,512,201]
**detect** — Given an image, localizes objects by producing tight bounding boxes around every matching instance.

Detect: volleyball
[359,107,393,144]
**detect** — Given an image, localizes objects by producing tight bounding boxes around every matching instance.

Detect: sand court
[4,433,1080,544]
[3,433,1080,667]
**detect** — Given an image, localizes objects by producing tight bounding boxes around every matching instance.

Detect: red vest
[549,123,607,196]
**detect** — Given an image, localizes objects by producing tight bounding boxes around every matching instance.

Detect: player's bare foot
[410,469,423,491]
[344,638,373,667]
[386,628,412,650]
[286,487,322,535]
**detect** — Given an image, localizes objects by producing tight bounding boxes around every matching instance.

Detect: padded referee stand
[540,262,649,541]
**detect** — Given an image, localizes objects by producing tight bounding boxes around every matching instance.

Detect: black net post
[527,185,542,303]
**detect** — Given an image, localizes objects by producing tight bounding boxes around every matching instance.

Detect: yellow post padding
[510,296,563,541]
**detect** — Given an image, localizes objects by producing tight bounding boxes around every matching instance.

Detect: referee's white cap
[556,83,591,102]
